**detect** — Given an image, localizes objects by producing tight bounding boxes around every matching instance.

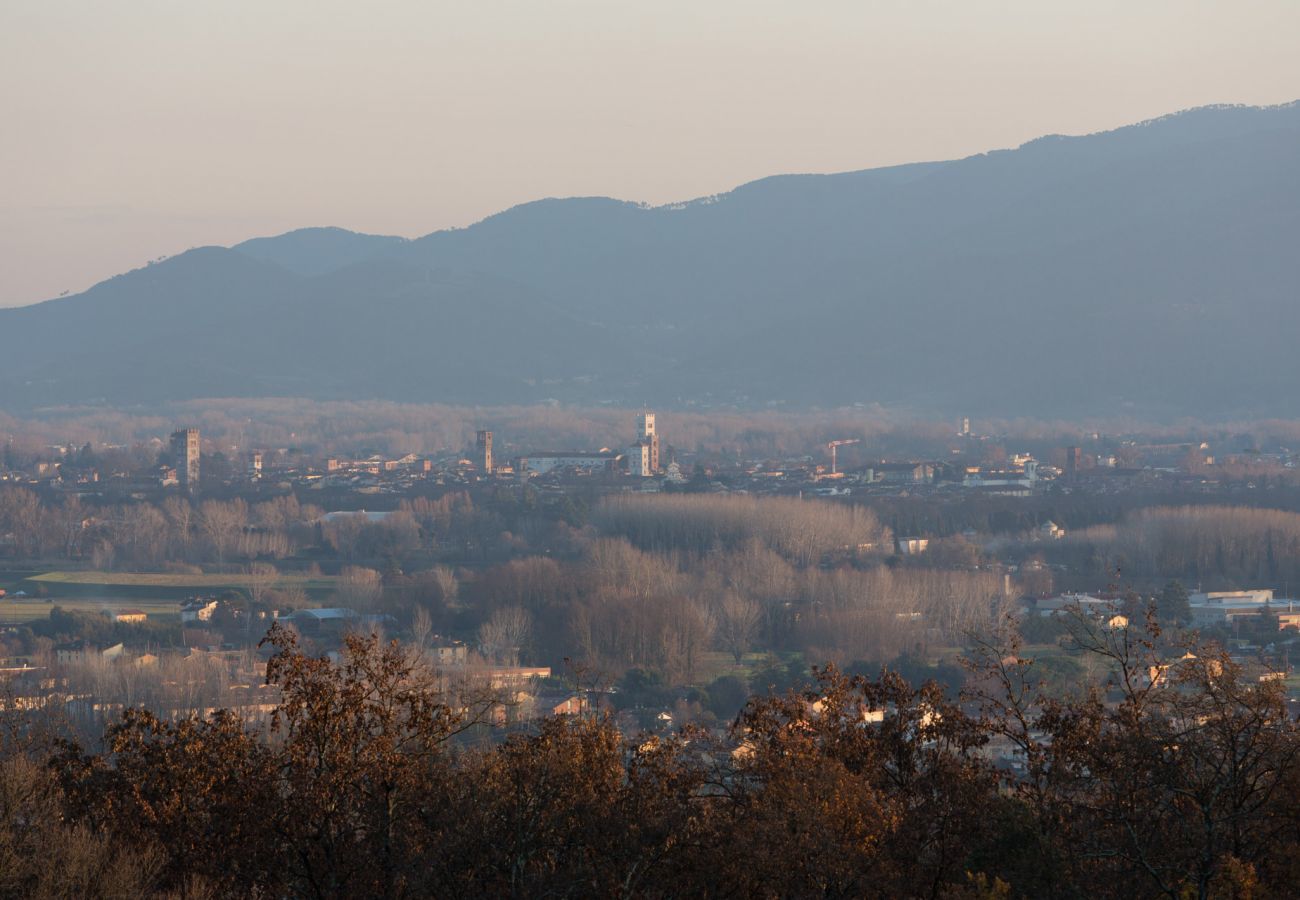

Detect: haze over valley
[10,4,1300,896]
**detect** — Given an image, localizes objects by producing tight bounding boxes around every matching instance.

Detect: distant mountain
[3,101,1298,417]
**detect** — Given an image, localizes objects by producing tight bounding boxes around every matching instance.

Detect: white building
[180,598,219,623]
[1189,590,1274,606]
[1187,590,1296,627]
[627,442,652,477]
[1034,593,1116,618]
[518,452,618,475]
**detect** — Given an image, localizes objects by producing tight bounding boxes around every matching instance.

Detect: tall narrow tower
[476,430,494,474]
[170,428,200,491]
[1065,446,1082,479]
[635,412,659,473]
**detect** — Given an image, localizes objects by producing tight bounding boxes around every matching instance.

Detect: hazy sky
[3,1,1298,307]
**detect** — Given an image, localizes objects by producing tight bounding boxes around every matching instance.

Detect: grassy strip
[29,571,337,590]
[0,597,181,623]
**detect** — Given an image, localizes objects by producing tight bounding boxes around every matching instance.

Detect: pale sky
[2,0,1298,307]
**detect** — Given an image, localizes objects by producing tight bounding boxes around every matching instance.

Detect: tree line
[1057,505,1300,586]
[593,493,890,566]
[0,486,1007,692]
[3,618,1300,898]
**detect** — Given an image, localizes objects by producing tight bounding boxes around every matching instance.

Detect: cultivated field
[0,569,341,617]
[28,571,338,591]
[0,597,182,624]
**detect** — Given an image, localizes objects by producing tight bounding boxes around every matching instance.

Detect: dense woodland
[0,486,999,700]
[8,487,1300,680]
[2,618,1300,898]
[1057,506,1300,586]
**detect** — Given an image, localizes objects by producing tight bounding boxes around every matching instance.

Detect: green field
[0,597,181,624]
[697,650,797,683]
[28,571,338,590]
[0,570,40,593]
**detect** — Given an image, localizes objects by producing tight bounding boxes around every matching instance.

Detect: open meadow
[0,596,182,624]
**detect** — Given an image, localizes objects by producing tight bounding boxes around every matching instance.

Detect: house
[962,467,1036,493]
[180,598,219,623]
[897,537,929,555]
[483,666,552,690]
[113,609,147,624]
[429,641,469,667]
[536,694,589,717]
[1145,652,1221,688]
[1034,593,1116,619]
[54,640,124,666]
[875,462,934,485]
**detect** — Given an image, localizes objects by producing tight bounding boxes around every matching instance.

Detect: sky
[2,0,1298,307]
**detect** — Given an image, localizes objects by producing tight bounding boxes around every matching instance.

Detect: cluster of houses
[1031,588,1300,631]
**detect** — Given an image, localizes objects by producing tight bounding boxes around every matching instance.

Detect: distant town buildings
[627,442,652,477]
[54,640,125,666]
[170,428,200,491]
[1065,446,1083,479]
[634,411,660,473]
[897,537,930,555]
[518,452,619,475]
[180,598,219,623]
[508,411,666,479]
[1032,588,1300,632]
[476,430,494,474]
[875,462,934,485]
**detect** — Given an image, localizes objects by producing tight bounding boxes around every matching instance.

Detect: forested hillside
[2,102,1298,416]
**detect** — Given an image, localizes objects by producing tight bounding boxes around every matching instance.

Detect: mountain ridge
[4,101,1299,418]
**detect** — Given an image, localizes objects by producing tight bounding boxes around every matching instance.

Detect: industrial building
[517,452,619,475]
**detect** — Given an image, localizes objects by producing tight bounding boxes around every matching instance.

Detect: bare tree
[161,496,195,560]
[430,564,459,607]
[272,584,311,613]
[323,513,368,562]
[411,606,434,651]
[54,494,86,559]
[0,487,45,557]
[246,561,278,610]
[199,499,248,566]
[478,605,533,665]
[335,565,383,612]
[716,591,763,665]
[117,503,168,565]
[91,539,117,571]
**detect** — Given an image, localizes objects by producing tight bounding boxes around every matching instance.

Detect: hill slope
[3,101,1298,416]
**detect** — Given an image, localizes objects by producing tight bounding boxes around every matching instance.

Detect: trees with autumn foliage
[8,616,1300,898]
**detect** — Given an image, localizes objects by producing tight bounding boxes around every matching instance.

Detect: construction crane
[827,439,860,475]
